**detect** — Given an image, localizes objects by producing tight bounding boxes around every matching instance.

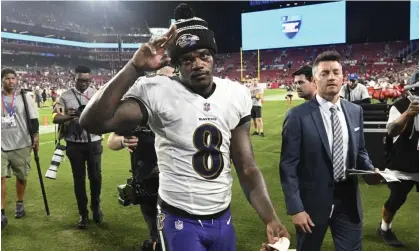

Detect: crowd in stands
[2,28,418,101]
[1,1,149,38]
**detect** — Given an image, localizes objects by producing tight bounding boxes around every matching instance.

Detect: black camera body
[117,125,159,207]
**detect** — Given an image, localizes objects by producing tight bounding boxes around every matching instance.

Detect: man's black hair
[292,65,313,81]
[1,68,17,79]
[75,65,91,74]
[313,51,341,69]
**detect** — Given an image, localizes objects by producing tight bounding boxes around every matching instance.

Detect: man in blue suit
[280,51,380,251]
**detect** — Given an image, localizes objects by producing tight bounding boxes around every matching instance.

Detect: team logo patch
[175,220,184,230]
[176,34,200,48]
[203,102,211,112]
[157,213,166,231]
[281,15,302,39]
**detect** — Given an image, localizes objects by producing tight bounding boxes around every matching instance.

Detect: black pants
[384,180,419,213]
[66,141,103,216]
[140,194,158,242]
[296,182,362,251]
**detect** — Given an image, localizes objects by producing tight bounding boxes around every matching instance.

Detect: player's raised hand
[131,24,177,71]
[266,219,291,245]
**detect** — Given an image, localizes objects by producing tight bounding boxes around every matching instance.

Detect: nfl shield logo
[281,15,302,39]
[204,102,211,112]
[175,220,183,230]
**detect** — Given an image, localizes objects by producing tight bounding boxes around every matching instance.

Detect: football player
[80,4,289,251]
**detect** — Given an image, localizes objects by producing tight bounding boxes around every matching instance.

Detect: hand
[123,136,138,153]
[406,100,419,117]
[131,24,177,71]
[291,211,315,233]
[259,243,273,251]
[75,108,82,117]
[266,219,291,244]
[32,133,39,152]
[363,168,384,185]
[67,108,77,117]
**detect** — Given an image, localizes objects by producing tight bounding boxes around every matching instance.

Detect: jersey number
[192,124,224,180]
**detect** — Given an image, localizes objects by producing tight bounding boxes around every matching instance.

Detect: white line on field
[40,141,55,145]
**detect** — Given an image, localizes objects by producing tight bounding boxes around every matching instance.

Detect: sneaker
[252,131,259,136]
[1,214,8,229]
[141,240,154,251]
[15,202,26,219]
[78,215,89,229]
[260,132,265,137]
[376,224,404,247]
[91,207,104,224]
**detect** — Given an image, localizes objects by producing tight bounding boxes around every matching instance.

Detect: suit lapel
[309,99,332,161]
[340,101,356,169]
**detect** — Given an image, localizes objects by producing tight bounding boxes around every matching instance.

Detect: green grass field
[1,89,418,251]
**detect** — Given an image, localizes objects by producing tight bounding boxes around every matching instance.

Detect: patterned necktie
[330,105,345,181]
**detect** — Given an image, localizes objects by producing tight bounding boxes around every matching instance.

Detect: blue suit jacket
[279,98,374,225]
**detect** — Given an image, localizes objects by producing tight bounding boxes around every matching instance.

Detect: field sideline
[1,89,418,251]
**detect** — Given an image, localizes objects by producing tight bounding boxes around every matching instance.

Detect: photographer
[340,73,371,104]
[107,125,159,251]
[52,66,104,229]
[1,68,39,229]
[377,71,419,247]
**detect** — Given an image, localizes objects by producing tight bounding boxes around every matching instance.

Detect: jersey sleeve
[237,86,252,127]
[123,77,155,125]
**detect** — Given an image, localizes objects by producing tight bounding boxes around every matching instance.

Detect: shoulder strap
[346,85,351,101]
[70,89,93,143]
[71,89,82,107]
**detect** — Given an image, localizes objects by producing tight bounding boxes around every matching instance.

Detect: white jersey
[124,76,252,215]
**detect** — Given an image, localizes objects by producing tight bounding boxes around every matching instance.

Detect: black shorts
[251,106,262,119]
[384,180,419,213]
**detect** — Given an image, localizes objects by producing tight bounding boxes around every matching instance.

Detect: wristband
[120,139,125,149]
[130,60,145,77]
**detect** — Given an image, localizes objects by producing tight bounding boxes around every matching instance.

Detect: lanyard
[75,89,90,101]
[2,91,17,117]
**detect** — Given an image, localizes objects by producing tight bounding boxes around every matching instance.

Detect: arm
[79,61,145,134]
[386,106,413,137]
[79,25,177,134]
[22,92,39,150]
[231,120,278,225]
[107,133,125,151]
[26,93,39,136]
[356,107,374,170]
[279,112,305,215]
[52,98,74,124]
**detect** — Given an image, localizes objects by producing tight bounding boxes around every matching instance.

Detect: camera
[45,144,67,179]
[117,176,159,206]
[117,125,158,207]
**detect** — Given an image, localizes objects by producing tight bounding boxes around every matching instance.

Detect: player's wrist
[129,60,145,77]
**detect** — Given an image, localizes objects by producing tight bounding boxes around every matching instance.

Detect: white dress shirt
[316,95,349,172]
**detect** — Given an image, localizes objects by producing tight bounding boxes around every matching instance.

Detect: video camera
[116,125,158,207]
